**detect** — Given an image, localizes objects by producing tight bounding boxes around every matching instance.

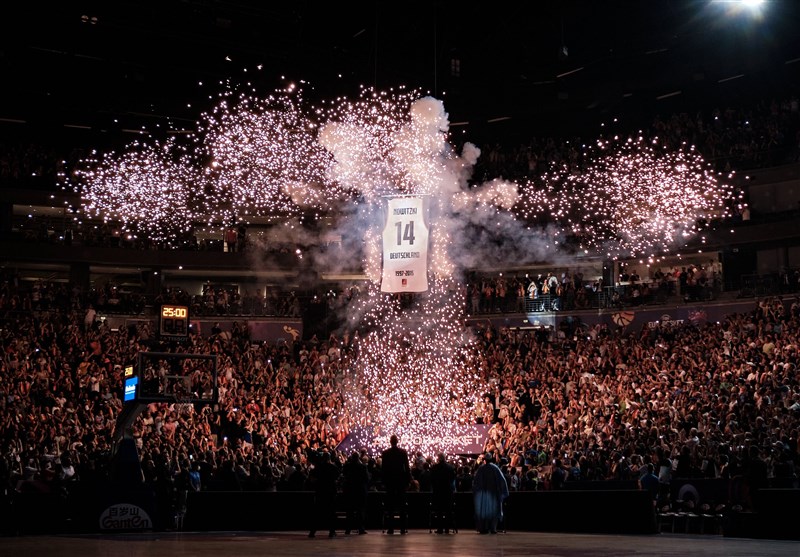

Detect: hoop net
[167,374,195,414]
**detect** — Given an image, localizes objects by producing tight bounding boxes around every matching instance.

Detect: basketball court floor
[3,530,798,557]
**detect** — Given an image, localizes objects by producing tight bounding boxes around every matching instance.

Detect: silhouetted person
[380,434,411,534]
[430,452,457,534]
[744,445,769,511]
[110,437,145,485]
[472,453,508,534]
[342,451,370,535]
[308,451,340,538]
[638,463,660,506]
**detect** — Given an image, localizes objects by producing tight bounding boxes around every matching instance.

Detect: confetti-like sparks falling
[315,87,486,455]
[73,140,197,245]
[517,135,740,259]
[197,85,334,225]
[67,80,742,456]
[341,281,484,456]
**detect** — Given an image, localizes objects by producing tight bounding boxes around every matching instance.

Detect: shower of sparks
[70,140,197,245]
[313,87,453,199]
[65,78,742,456]
[196,84,334,226]
[316,87,486,455]
[341,281,484,456]
[517,135,741,259]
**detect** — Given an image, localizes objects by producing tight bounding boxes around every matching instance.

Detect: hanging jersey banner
[381,197,429,292]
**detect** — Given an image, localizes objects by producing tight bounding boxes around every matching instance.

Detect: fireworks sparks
[65,77,742,455]
[197,85,333,224]
[315,87,453,199]
[67,82,738,261]
[71,140,197,244]
[517,135,740,259]
[341,281,484,456]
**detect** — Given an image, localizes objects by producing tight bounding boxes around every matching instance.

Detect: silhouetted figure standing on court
[342,451,370,535]
[308,451,340,538]
[430,452,457,534]
[381,434,411,534]
[473,452,509,534]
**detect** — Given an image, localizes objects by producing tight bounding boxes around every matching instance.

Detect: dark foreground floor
[3,530,799,557]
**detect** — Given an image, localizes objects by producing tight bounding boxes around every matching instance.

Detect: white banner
[381,197,429,292]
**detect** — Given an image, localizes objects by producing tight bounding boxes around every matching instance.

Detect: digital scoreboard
[159,304,189,340]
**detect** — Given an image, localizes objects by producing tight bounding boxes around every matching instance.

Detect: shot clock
[159,304,189,340]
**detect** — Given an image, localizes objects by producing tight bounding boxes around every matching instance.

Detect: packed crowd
[2,96,799,518]
[472,94,800,183]
[463,262,726,315]
[1,270,798,520]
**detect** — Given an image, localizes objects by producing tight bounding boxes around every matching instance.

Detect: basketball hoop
[174,392,195,414]
[167,374,195,413]
[134,351,219,406]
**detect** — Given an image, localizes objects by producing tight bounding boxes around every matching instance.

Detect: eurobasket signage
[336,424,491,455]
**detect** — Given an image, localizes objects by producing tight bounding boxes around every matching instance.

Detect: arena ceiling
[2,1,799,148]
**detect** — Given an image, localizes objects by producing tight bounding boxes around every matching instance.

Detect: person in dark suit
[380,434,411,534]
[342,451,370,535]
[430,452,457,534]
[308,451,340,538]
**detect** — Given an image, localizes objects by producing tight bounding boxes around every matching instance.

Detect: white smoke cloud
[305,94,560,283]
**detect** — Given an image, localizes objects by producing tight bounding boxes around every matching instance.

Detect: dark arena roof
[1,1,799,276]
[3,0,799,147]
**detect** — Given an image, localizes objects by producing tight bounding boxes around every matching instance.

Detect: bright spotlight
[711,0,767,18]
